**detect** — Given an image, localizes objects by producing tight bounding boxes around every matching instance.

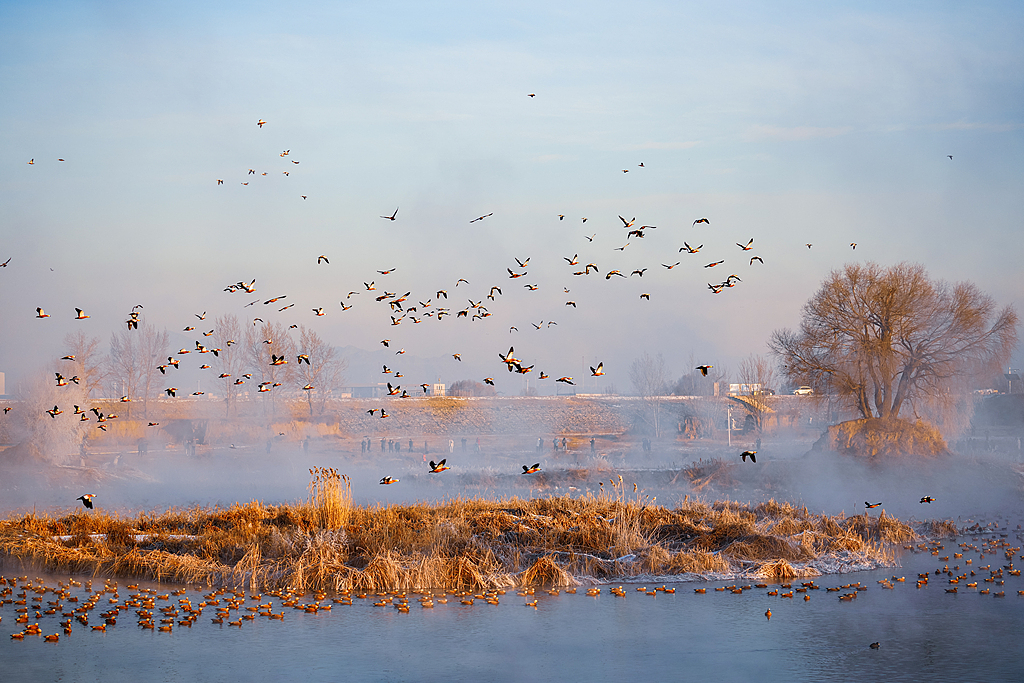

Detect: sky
[1,0,1022,395]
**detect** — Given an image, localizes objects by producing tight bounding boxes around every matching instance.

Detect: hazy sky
[1,1,1022,394]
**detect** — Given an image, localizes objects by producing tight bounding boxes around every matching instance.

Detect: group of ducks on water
[6,523,1019,645]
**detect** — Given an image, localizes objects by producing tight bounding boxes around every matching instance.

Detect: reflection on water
[3,530,1022,683]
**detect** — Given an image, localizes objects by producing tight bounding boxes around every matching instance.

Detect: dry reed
[308,467,351,530]
[0,473,917,592]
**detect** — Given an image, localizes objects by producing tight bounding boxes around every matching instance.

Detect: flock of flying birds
[9,112,880,477]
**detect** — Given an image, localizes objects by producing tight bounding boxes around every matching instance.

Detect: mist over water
[4,424,1021,527]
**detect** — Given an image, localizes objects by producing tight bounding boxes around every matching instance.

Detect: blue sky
[1,0,1022,393]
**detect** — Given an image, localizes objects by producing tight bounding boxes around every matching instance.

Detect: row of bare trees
[213,315,345,417]
[49,314,345,420]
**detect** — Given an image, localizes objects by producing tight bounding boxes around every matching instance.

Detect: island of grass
[0,469,921,592]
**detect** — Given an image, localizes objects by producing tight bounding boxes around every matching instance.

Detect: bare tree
[11,369,90,464]
[61,331,107,399]
[448,379,496,397]
[672,353,727,397]
[735,353,778,432]
[212,314,245,417]
[770,262,1018,427]
[295,326,345,417]
[108,323,169,419]
[244,321,296,416]
[138,325,169,419]
[108,330,141,418]
[630,352,667,437]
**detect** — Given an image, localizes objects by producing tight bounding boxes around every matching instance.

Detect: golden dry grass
[0,476,919,592]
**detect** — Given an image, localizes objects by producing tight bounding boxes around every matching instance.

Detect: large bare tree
[295,326,345,417]
[108,323,169,419]
[244,320,296,416]
[770,262,1017,423]
[630,352,668,438]
[211,314,245,417]
[61,331,108,399]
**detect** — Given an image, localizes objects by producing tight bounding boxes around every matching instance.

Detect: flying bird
[618,215,635,228]
[76,494,96,509]
[556,377,575,385]
[36,307,49,318]
[317,255,329,264]
[740,451,757,463]
[470,213,493,223]
[74,308,89,319]
[693,218,710,225]
[522,463,541,474]
[680,242,702,253]
[750,256,764,265]
[590,362,605,376]
[380,208,399,221]
[429,459,451,473]
[257,119,266,128]
[640,293,650,300]
[865,502,882,509]
[46,405,62,418]
[696,365,713,376]
[380,476,399,485]
[736,239,754,251]
[662,262,680,269]
[920,496,936,504]
[704,260,724,268]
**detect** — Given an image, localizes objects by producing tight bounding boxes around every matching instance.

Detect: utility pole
[727,407,732,448]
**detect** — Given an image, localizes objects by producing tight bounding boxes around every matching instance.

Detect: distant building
[728,383,763,396]
[346,384,386,398]
[432,383,445,397]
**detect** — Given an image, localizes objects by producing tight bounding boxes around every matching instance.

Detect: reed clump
[918,519,959,539]
[308,467,351,530]
[0,474,916,592]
